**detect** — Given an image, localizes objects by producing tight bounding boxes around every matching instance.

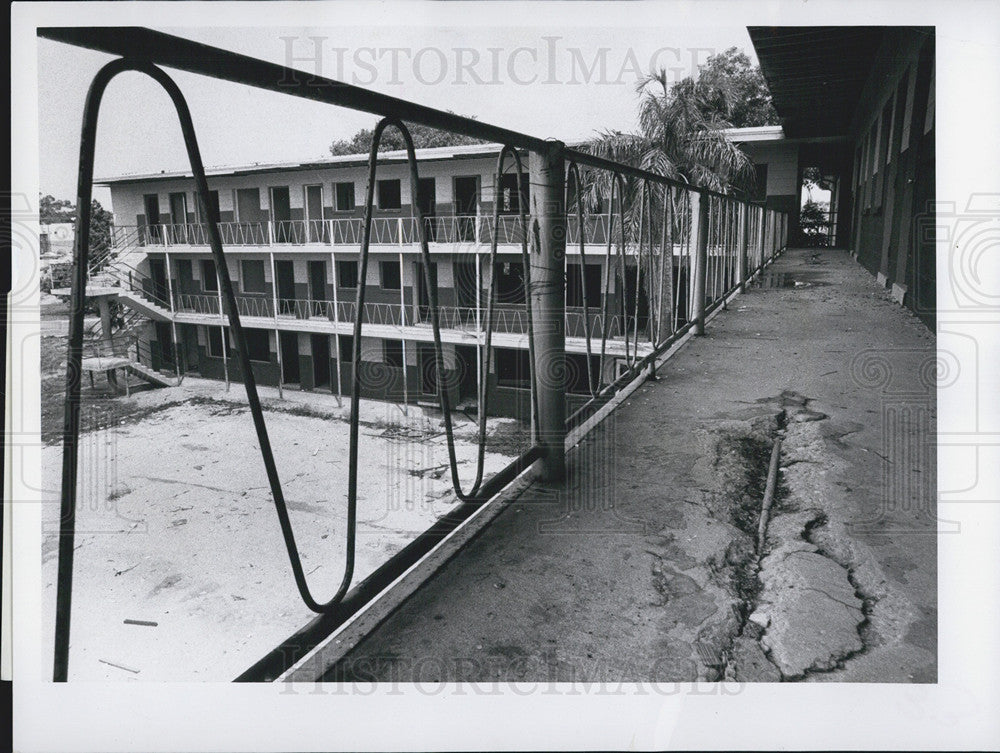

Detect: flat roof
[95,142,511,186]
[720,125,786,143]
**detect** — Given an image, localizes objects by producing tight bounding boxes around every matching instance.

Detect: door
[148,258,169,305]
[235,188,264,243]
[417,177,437,241]
[279,331,300,385]
[455,344,478,401]
[270,186,292,243]
[304,184,325,243]
[311,334,331,389]
[418,342,438,395]
[143,194,161,245]
[414,261,437,321]
[308,260,327,317]
[275,260,296,316]
[453,176,479,241]
[169,192,188,244]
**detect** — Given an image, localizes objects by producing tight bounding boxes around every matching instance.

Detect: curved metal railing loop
[597,171,627,393]
[53,58,347,682]
[565,161,598,398]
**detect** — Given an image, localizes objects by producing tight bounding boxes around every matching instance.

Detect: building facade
[96,144,673,419]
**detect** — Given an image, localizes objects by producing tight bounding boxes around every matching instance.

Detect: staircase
[80,230,180,390]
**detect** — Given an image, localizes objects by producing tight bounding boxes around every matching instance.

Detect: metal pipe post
[690,190,709,335]
[528,144,566,482]
[738,202,750,292]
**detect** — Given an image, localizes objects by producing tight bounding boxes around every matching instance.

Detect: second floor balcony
[113,214,690,252]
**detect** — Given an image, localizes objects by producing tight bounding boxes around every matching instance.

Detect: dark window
[495,347,531,388]
[201,259,218,292]
[337,260,359,288]
[752,164,768,203]
[498,172,529,214]
[207,326,226,358]
[377,179,402,210]
[566,263,602,308]
[335,182,355,212]
[241,260,266,294]
[494,260,526,304]
[196,190,220,223]
[243,328,271,363]
[384,339,404,368]
[380,260,401,290]
[338,334,354,362]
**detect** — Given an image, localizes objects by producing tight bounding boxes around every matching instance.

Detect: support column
[96,296,117,387]
[528,143,566,482]
[738,202,750,292]
[164,250,181,380]
[270,251,283,399]
[690,190,709,335]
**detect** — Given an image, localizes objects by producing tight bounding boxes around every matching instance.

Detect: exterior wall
[848,28,934,326]
[737,139,801,226]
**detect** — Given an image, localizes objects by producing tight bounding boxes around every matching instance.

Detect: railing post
[738,202,750,292]
[690,189,709,335]
[529,142,566,483]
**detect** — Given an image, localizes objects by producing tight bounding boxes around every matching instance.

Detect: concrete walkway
[321,247,937,683]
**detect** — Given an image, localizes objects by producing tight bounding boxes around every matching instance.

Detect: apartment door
[418,342,438,395]
[270,186,292,243]
[417,177,436,241]
[455,344,478,401]
[143,194,161,245]
[168,192,187,244]
[304,184,325,243]
[148,258,169,305]
[453,176,479,241]
[311,334,331,389]
[235,188,263,242]
[414,261,438,322]
[275,260,296,316]
[308,260,327,319]
[279,331,300,385]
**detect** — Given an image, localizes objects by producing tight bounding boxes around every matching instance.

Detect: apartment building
[95,143,672,419]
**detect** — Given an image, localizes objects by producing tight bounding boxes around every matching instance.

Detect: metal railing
[45,26,788,683]
[114,213,638,249]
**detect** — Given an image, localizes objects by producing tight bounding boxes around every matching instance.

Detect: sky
[37,22,758,210]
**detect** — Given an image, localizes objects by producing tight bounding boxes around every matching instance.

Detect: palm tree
[581,68,757,210]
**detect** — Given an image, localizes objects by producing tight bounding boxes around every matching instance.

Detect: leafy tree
[329,113,484,156]
[40,194,115,269]
[39,194,76,224]
[693,47,780,128]
[798,199,829,246]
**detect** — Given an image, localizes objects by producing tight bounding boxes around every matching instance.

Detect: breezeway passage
[308,247,936,683]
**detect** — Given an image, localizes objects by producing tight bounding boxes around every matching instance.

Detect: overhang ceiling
[748,27,885,139]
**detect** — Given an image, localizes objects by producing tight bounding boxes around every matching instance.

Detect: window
[201,259,218,292]
[207,327,226,358]
[241,260,266,293]
[377,179,401,210]
[498,172,529,214]
[335,182,355,212]
[338,334,354,363]
[384,339,404,368]
[494,260,526,304]
[380,260,401,290]
[566,263,602,308]
[496,347,531,388]
[243,328,271,362]
[752,164,768,203]
[337,260,358,288]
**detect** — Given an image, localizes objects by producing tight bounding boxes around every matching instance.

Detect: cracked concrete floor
[323,247,936,683]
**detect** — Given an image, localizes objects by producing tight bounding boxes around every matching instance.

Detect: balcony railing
[114,214,656,250]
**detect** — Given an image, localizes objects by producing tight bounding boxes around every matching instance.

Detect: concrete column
[691,190,709,335]
[529,144,566,482]
[738,202,750,292]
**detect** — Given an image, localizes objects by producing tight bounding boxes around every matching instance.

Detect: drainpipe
[691,189,709,335]
[529,143,566,483]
